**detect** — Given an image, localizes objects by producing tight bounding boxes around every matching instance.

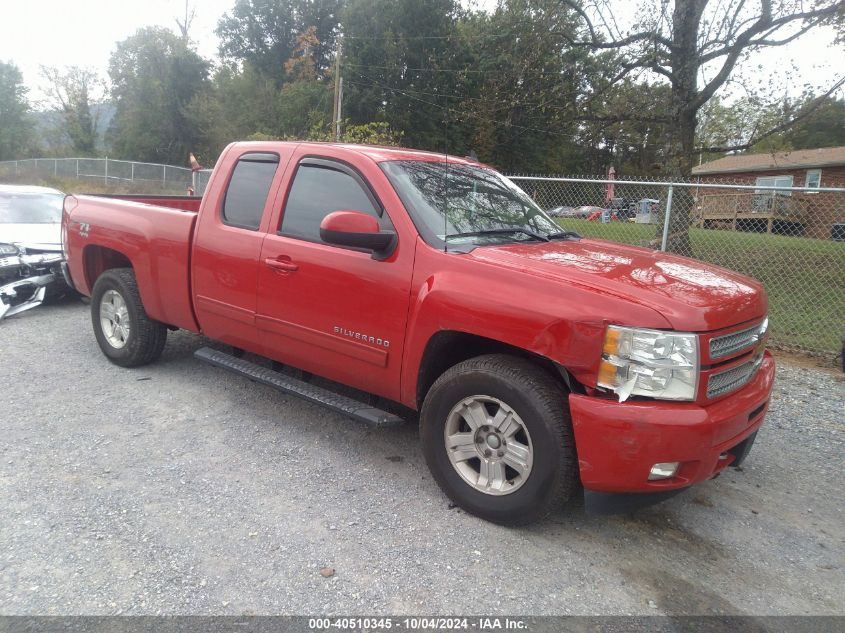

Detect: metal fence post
[104,157,109,185]
[660,184,674,252]
[76,159,79,179]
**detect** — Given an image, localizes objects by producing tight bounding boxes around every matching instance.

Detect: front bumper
[0,274,55,319]
[570,351,775,494]
[0,251,66,320]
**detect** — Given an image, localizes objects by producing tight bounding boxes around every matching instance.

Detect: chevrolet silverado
[61,142,775,524]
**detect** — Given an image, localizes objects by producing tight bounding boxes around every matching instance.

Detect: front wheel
[91,268,167,367]
[420,354,578,525]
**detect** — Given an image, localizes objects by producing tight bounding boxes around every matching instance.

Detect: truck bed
[65,195,200,332]
[88,193,203,213]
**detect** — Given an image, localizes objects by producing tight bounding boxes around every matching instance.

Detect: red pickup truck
[61,142,774,523]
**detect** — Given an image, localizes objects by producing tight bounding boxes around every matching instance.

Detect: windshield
[381,160,559,248]
[0,193,64,224]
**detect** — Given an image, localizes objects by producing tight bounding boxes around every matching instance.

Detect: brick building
[691,146,845,239]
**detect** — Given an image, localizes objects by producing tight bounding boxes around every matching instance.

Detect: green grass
[0,173,189,196]
[558,219,845,356]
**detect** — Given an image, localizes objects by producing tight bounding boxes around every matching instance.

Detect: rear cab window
[280,158,393,243]
[222,152,280,230]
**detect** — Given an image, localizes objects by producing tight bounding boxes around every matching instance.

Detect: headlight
[598,325,699,402]
[0,243,20,256]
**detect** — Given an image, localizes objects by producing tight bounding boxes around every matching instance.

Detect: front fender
[399,242,672,407]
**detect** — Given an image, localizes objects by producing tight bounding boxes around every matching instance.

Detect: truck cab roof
[228,141,485,167]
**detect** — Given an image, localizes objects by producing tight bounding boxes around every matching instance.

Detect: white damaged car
[0,185,72,320]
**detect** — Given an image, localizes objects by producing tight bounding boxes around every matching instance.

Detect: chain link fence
[0,158,207,194]
[510,175,845,358]
[195,169,213,194]
[2,158,841,357]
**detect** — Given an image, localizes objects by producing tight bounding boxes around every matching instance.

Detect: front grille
[707,354,764,399]
[710,319,767,359]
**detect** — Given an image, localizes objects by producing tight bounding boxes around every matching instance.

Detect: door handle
[264,257,299,273]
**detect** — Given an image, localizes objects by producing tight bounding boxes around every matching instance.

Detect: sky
[0,0,842,107]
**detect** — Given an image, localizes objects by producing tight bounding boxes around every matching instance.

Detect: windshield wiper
[546,230,582,241]
[446,228,550,242]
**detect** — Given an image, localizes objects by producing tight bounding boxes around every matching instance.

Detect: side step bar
[194,346,405,427]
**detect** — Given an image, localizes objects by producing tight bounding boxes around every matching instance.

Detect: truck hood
[0,223,62,252]
[470,239,766,332]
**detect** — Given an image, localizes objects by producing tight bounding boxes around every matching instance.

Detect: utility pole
[336,78,343,141]
[175,0,195,42]
[332,36,343,141]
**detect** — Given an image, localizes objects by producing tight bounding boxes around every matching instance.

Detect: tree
[695,95,787,159]
[577,81,675,176]
[772,96,845,150]
[217,0,343,85]
[0,61,37,160]
[695,94,845,158]
[455,0,589,173]
[212,62,281,140]
[186,24,336,161]
[40,66,105,156]
[342,0,467,151]
[559,0,845,252]
[341,0,622,173]
[108,27,210,164]
[277,29,333,138]
[456,2,674,177]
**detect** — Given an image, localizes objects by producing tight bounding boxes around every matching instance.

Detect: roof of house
[692,146,845,175]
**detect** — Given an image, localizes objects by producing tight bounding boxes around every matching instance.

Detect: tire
[90,268,167,367]
[420,354,578,525]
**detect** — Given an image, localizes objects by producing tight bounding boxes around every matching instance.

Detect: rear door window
[280,161,390,243]
[222,153,280,230]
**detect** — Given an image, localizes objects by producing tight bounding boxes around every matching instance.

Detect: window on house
[805,169,821,191]
[754,175,793,209]
[755,175,794,194]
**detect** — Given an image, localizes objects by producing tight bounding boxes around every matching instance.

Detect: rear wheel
[420,354,578,525]
[91,268,167,367]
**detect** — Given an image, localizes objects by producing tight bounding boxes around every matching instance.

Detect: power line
[342,32,515,41]
[347,68,679,125]
[345,63,572,76]
[343,19,574,41]
[347,69,580,116]
[343,76,576,139]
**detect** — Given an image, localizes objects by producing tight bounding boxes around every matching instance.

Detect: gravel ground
[1,299,843,616]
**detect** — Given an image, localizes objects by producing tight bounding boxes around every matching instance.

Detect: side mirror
[319,210,396,259]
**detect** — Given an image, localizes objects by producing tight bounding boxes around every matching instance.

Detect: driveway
[1,301,843,615]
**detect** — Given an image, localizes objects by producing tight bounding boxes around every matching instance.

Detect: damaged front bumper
[0,273,55,319]
[0,250,66,320]
[570,351,774,500]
